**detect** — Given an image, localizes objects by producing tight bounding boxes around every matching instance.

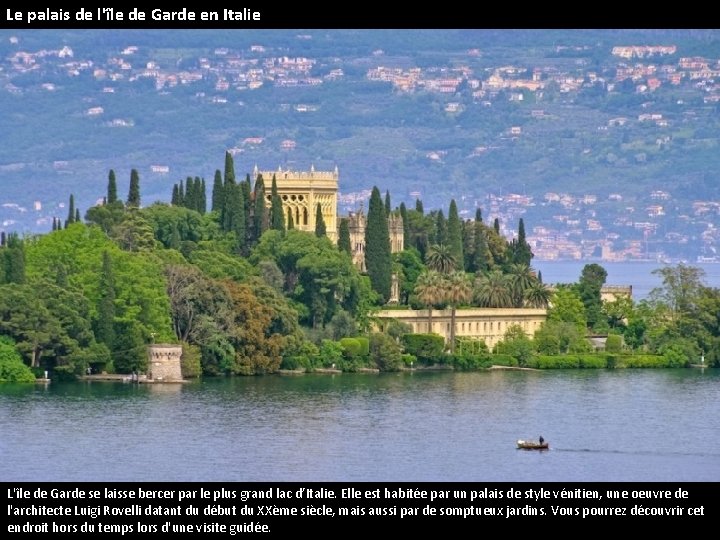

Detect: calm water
[535,261,720,300]
[2,370,719,482]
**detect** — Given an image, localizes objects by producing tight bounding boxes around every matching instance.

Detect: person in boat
[539,436,545,445]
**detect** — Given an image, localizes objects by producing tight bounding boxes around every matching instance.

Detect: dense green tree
[364,187,392,302]
[2,234,25,285]
[113,212,156,252]
[96,250,116,352]
[415,199,424,215]
[574,263,608,330]
[75,209,81,224]
[211,169,224,212]
[534,321,589,354]
[649,264,705,326]
[287,210,294,230]
[107,170,118,205]
[270,175,285,232]
[496,324,535,366]
[447,199,464,268]
[127,169,141,208]
[384,190,391,215]
[0,337,35,383]
[394,248,425,305]
[338,218,351,254]
[493,217,500,235]
[370,332,403,371]
[314,203,326,237]
[547,287,587,334]
[252,230,363,328]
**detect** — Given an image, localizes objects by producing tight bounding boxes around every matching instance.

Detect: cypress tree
[224,151,235,184]
[447,199,464,268]
[66,194,76,227]
[384,190,391,215]
[538,270,543,284]
[475,207,483,223]
[107,169,118,204]
[338,217,351,254]
[253,174,267,239]
[435,209,447,246]
[200,178,207,215]
[127,169,141,208]
[493,217,500,235]
[0,231,5,247]
[96,250,116,352]
[399,202,409,244]
[365,186,392,302]
[287,210,294,230]
[270,175,284,232]
[415,199,424,215]
[184,177,195,211]
[241,177,253,245]
[75,208,81,224]
[171,184,180,206]
[211,169,224,212]
[178,179,185,207]
[473,222,489,273]
[223,183,245,252]
[510,217,533,266]
[52,218,58,232]
[315,203,327,237]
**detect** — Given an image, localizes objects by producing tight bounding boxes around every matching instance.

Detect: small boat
[517,439,549,450]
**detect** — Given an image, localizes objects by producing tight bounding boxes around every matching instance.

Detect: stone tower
[346,207,404,303]
[254,164,339,242]
[146,344,183,382]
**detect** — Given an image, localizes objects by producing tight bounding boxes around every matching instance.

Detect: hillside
[1,29,719,261]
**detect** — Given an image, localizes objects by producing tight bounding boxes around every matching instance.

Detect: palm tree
[415,271,443,333]
[426,243,457,274]
[524,281,551,308]
[444,271,472,352]
[474,270,513,308]
[507,263,535,307]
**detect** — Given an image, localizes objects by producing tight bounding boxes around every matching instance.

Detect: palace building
[254,165,339,242]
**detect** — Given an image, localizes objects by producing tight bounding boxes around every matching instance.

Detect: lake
[2,369,719,482]
[534,261,720,299]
